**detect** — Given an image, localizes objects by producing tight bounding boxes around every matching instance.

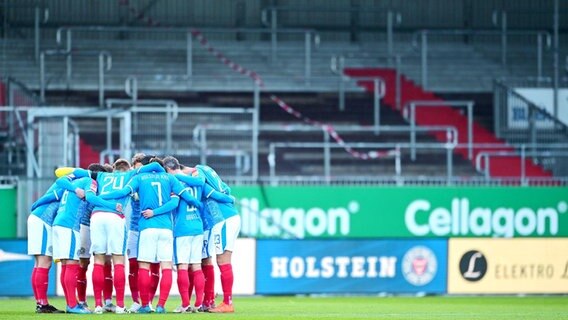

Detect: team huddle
[27,154,240,314]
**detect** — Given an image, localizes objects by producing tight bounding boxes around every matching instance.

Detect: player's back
[136,171,179,231]
[196,165,237,219]
[31,183,63,225]
[173,178,204,237]
[94,171,133,214]
[53,177,92,231]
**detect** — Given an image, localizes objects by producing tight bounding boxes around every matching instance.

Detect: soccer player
[195,165,240,313]
[52,173,120,314]
[27,180,81,313]
[100,158,201,314]
[163,157,233,313]
[125,154,164,312]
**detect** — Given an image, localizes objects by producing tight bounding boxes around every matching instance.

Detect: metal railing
[412,29,552,89]
[55,26,320,85]
[475,144,568,184]
[405,100,474,161]
[261,6,401,56]
[39,49,111,106]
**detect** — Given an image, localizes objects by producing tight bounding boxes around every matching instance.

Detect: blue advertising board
[256,239,448,294]
[0,240,56,296]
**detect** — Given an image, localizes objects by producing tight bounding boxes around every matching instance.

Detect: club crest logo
[402,246,437,286]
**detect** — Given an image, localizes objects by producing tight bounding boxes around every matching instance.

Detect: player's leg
[201,228,216,311]
[76,224,91,309]
[148,262,160,309]
[210,215,241,313]
[173,236,191,313]
[190,234,205,311]
[28,215,62,313]
[89,212,110,313]
[103,257,114,311]
[155,229,174,313]
[126,230,141,312]
[108,214,128,314]
[54,227,89,314]
[136,228,160,313]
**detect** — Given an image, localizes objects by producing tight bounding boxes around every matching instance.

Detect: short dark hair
[149,156,165,168]
[102,163,114,172]
[140,154,156,166]
[163,156,180,170]
[87,163,107,172]
[131,153,146,166]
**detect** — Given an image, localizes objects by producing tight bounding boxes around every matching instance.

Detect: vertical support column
[26,114,36,178]
[421,32,428,89]
[187,32,193,84]
[410,103,416,161]
[467,102,473,160]
[66,30,72,89]
[373,79,380,135]
[199,128,207,165]
[270,8,277,63]
[537,33,543,79]
[324,130,331,184]
[553,0,559,118]
[501,11,507,69]
[121,111,132,163]
[62,116,69,166]
[252,82,260,181]
[106,106,112,160]
[268,144,276,185]
[165,103,173,155]
[387,11,394,58]
[395,55,401,110]
[39,52,45,103]
[98,53,104,108]
[304,32,311,85]
[447,145,453,184]
[338,56,345,111]
[34,6,40,63]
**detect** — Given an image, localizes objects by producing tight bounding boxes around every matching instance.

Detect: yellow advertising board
[448,238,568,294]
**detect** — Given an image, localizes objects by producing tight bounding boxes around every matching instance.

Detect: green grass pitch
[0,296,567,319]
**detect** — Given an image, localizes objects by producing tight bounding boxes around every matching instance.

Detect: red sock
[192,269,205,307]
[202,264,215,307]
[138,267,150,306]
[103,263,113,302]
[149,263,160,303]
[92,264,105,307]
[36,267,50,306]
[31,268,39,303]
[219,264,234,305]
[188,269,194,303]
[128,258,140,303]
[76,265,88,303]
[113,264,126,308]
[60,265,68,301]
[64,264,79,308]
[177,269,190,308]
[157,268,172,308]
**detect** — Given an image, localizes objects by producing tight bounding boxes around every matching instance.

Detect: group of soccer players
[27,153,240,314]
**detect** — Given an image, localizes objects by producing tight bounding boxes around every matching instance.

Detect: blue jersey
[31,183,64,225]
[173,177,204,237]
[80,203,94,227]
[130,195,140,232]
[126,172,185,232]
[53,177,94,231]
[196,165,238,219]
[94,171,135,215]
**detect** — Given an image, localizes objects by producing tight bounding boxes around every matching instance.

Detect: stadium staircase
[344,67,551,178]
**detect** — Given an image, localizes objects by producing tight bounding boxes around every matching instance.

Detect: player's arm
[136,162,165,174]
[203,183,234,203]
[100,176,139,200]
[171,176,202,208]
[142,194,180,218]
[84,180,122,212]
[31,187,64,211]
[174,173,205,187]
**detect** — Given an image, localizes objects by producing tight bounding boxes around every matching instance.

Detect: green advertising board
[233,186,568,238]
[0,186,17,238]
